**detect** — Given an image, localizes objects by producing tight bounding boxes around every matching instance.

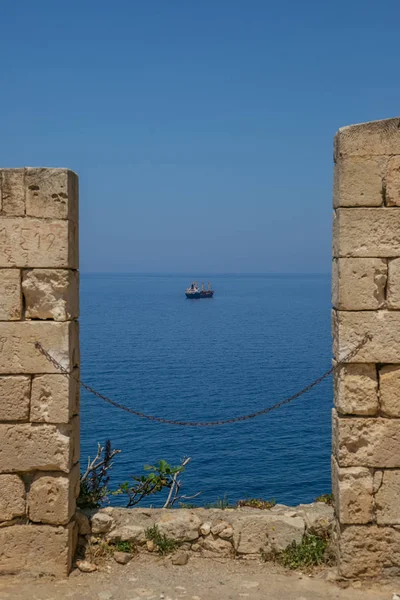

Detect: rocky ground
[0,555,399,600]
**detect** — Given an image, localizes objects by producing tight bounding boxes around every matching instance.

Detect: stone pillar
[332,117,400,578]
[0,168,79,576]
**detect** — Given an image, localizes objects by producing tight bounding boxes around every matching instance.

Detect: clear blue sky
[2,1,399,273]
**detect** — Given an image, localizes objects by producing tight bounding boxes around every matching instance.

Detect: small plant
[114,457,200,508]
[145,524,179,555]
[111,540,136,553]
[236,497,276,510]
[204,494,230,510]
[314,493,333,505]
[77,440,121,509]
[264,534,331,570]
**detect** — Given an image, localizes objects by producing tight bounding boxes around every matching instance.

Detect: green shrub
[236,497,276,509]
[314,493,333,505]
[112,540,135,553]
[145,524,179,555]
[263,534,331,570]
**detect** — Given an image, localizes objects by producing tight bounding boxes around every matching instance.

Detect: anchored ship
[185,282,214,299]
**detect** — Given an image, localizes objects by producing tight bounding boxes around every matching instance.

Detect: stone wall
[332,117,400,578]
[77,502,333,561]
[0,168,79,576]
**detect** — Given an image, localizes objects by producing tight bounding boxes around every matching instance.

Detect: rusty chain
[34,334,372,427]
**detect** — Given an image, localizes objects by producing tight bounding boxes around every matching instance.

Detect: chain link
[34,334,372,427]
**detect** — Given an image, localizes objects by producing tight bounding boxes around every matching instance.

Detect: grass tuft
[145,524,179,555]
[261,534,333,570]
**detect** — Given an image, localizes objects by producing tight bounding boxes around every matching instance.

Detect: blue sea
[80,274,332,507]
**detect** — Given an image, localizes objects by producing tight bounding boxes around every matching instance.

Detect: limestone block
[28,464,79,525]
[334,364,378,416]
[333,208,400,258]
[375,470,400,525]
[0,523,74,576]
[233,513,304,554]
[0,321,79,374]
[200,522,211,535]
[332,409,400,467]
[0,269,22,319]
[91,512,114,534]
[333,156,387,207]
[0,217,78,268]
[338,524,400,578]
[211,521,234,539]
[380,365,400,417]
[387,258,400,309]
[22,269,79,321]
[157,511,202,542]
[386,156,400,206]
[25,168,78,221]
[332,258,386,310]
[0,423,73,473]
[332,310,400,363]
[71,415,80,465]
[0,169,25,216]
[30,371,79,424]
[0,474,25,521]
[0,376,30,421]
[199,536,233,556]
[295,503,334,536]
[331,458,373,524]
[106,525,146,544]
[334,117,400,158]
[75,510,91,535]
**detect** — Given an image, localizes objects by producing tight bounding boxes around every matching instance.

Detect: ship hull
[185,292,201,299]
[200,291,214,298]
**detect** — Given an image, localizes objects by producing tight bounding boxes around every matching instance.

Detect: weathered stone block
[22,269,79,321]
[294,503,334,536]
[91,512,114,534]
[380,365,400,417]
[0,423,73,473]
[333,208,400,258]
[233,513,305,554]
[28,464,79,525]
[0,474,25,521]
[333,156,387,207]
[0,321,79,374]
[332,409,400,467]
[375,470,400,525]
[387,258,400,309]
[200,536,233,556]
[386,156,400,206]
[0,169,25,215]
[331,458,373,524]
[75,510,91,535]
[332,258,386,310]
[334,364,378,416]
[0,376,30,421]
[332,310,400,363]
[0,523,74,576]
[338,524,400,578]
[71,415,80,465]
[334,117,400,158]
[26,168,78,221]
[30,372,79,424]
[0,217,78,268]
[0,269,22,320]
[157,511,202,542]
